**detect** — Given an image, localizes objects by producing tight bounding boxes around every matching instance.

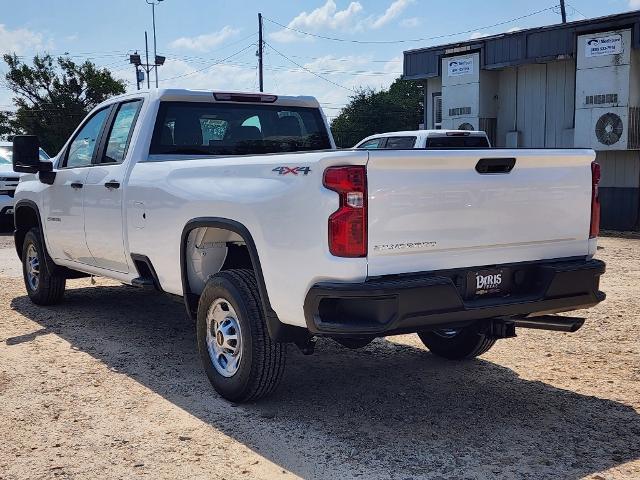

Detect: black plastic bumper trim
[304,258,606,337]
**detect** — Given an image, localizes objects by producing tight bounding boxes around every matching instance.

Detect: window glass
[0,147,11,165]
[425,135,490,149]
[103,100,142,164]
[384,136,416,149]
[0,146,48,165]
[357,138,384,149]
[150,102,331,156]
[65,108,110,167]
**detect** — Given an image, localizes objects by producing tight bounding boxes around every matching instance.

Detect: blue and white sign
[585,34,623,57]
[447,58,473,77]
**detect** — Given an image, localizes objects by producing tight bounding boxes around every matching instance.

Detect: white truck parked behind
[354,129,491,149]
[12,89,605,402]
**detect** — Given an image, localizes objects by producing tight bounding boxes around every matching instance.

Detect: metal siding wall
[517,64,547,147]
[597,150,640,188]
[545,60,576,148]
[597,150,640,230]
[496,68,517,147]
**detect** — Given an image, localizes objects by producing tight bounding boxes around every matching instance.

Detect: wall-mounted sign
[447,58,473,77]
[585,34,623,57]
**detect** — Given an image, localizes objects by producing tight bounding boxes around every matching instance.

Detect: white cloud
[469,31,489,39]
[371,0,413,29]
[169,26,240,52]
[400,17,421,28]
[270,0,364,42]
[0,24,50,54]
[629,0,640,8]
[506,27,522,33]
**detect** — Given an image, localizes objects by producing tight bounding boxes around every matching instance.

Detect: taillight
[323,166,367,257]
[590,161,601,239]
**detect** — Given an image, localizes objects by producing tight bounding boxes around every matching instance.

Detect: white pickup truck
[11,89,605,402]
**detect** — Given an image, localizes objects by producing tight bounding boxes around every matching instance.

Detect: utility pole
[560,0,567,23]
[145,0,164,87]
[145,31,151,89]
[258,12,264,92]
[151,2,158,87]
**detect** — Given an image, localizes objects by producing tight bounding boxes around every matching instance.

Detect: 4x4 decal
[272,166,311,176]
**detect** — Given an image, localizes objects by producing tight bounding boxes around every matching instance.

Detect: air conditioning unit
[574,29,640,150]
[440,52,498,133]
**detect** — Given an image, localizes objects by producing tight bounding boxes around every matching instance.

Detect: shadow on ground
[9,284,640,479]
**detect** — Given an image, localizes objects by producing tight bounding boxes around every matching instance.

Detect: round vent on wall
[595,113,624,146]
[458,123,474,131]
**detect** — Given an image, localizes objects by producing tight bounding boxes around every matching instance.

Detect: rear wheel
[196,269,287,402]
[418,323,496,360]
[21,228,66,305]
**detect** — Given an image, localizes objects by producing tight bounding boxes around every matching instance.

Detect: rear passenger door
[83,99,143,273]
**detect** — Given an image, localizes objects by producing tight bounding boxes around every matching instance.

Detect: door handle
[70,182,83,189]
[104,180,120,189]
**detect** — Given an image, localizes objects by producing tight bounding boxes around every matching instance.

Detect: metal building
[403,11,640,230]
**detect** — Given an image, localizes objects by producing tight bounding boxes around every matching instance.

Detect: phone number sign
[447,58,474,77]
[586,34,623,58]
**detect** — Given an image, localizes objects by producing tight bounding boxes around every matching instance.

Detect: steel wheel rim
[434,328,461,339]
[206,298,243,378]
[26,244,40,291]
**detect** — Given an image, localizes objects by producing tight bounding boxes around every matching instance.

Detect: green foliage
[330,77,424,148]
[2,54,126,154]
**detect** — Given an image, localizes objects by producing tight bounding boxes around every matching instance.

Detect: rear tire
[21,228,66,305]
[196,269,287,402]
[418,323,496,360]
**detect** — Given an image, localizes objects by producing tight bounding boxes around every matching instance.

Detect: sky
[1,0,639,120]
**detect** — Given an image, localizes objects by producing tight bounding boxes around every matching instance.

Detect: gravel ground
[0,232,639,480]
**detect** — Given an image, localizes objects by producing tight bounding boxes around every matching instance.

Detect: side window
[384,136,417,149]
[358,138,384,149]
[102,100,143,164]
[65,108,110,168]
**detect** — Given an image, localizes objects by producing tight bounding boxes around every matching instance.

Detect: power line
[264,41,356,93]
[159,43,256,82]
[263,5,559,45]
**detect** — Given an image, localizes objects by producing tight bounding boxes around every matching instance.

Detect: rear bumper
[303,258,606,336]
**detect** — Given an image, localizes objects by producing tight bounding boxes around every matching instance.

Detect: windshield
[0,146,50,164]
[150,102,331,156]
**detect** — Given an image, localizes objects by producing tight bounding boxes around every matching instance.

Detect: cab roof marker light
[213,92,278,103]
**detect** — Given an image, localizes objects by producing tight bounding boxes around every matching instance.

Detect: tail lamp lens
[323,166,367,257]
[590,161,601,239]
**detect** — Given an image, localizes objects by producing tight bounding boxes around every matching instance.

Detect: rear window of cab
[150,101,332,156]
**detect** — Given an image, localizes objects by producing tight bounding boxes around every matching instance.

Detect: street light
[146,0,164,87]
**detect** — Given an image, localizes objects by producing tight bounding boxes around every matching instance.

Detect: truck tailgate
[366,149,596,277]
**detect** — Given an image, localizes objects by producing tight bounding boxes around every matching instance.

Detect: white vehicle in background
[11,89,605,403]
[0,141,49,224]
[354,129,491,149]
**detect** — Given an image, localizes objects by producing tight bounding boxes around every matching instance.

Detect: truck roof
[101,89,321,109]
[360,129,489,140]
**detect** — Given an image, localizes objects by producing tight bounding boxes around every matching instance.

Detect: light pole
[146,0,163,87]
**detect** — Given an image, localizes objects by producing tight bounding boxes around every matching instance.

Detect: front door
[83,99,143,273]
[43,107,111,264]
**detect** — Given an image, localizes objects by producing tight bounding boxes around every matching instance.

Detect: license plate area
[465,268,512,299]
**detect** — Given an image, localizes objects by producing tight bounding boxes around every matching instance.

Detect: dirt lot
[0,232,639,480]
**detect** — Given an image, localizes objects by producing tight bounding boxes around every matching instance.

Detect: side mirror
[12,135,41,173]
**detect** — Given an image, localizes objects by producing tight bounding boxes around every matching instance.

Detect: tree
[2,54,126,154]
[330,77,424,148]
